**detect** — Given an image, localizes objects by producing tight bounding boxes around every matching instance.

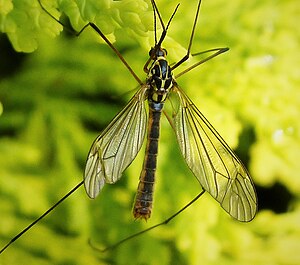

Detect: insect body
[133,48,173,219]
[82,0,257,222]
[83,25,257,222]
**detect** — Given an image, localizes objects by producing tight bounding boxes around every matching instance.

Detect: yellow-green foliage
[0,0,299,264]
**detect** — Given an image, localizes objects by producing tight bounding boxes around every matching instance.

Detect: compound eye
[162,48,168,56]
[149,47,155,57]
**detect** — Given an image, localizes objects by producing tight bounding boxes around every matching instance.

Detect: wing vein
[167,85,257,221]
[84,86,148,198]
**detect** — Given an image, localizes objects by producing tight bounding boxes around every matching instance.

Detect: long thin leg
[153,0,180,48]
[0,181,84,254]
[171,0,203,70]
[89,190,206,252]
[37,0,142,85]
[175,47,229,78]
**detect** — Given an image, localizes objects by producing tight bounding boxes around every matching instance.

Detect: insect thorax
[147,50,173,104]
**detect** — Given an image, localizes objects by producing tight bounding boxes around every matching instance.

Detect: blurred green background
[0,0,299,264]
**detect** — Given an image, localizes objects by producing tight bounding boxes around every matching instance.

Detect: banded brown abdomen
[133,101,163,220]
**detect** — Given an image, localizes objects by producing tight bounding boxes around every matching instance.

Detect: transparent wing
[168,85,257,221]
[84,85,148,199]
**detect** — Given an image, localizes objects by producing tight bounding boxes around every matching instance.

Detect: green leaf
[0,0,152,52]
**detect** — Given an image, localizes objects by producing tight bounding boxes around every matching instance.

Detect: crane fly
[84,0,257,221]
[0,0,257,255]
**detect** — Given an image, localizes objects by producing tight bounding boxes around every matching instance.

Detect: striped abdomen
[133,101,163,220]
